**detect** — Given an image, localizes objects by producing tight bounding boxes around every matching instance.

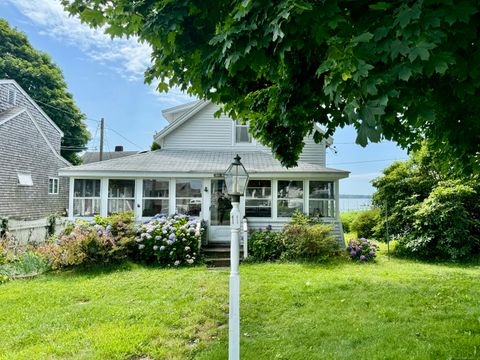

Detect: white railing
[196,221,202,253]
[242,218,248,259]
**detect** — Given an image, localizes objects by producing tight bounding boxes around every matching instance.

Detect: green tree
[0,19,89,164]
[372,146,441,240]
[372,146,479,260]
[62,0,479,172]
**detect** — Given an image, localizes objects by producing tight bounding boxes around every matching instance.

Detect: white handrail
[242,218,248,259]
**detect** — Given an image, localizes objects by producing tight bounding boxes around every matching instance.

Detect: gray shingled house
[59,101,349,244]
[0,79,70,221]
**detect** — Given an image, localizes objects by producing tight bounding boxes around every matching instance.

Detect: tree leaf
[352,32,374,44]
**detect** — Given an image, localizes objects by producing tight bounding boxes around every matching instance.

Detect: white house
[59,101,349,244]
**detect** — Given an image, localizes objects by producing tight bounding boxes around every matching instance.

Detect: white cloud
[7,0,194,104]
[8,0,150,80]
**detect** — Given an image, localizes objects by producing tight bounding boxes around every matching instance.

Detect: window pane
[143,180,169,198]
[176,199,201,217]
[176,180,202,197]
[109,179,135,198]
[73,199,100,217]
[309,199,335,217]
[235,125,252,143]
[48,179,53,194]
[143,199,169,217]
[246,180,271,217]
[278,181,303,199]
[108,199,134,214]
[210,179,231,225]
[246,180,271,198]
[278,180,304,217]
[246,200,272,217]
[74,179,100,197]
[309,181,334,199]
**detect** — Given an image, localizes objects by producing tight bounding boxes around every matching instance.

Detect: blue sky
[1,0,408,195]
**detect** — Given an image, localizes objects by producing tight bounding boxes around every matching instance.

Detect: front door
[209,179,233,242]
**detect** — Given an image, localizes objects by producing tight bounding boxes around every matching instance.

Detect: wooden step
[205,258,231,268]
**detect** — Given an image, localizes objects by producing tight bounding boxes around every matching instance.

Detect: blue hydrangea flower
[360,255,366,261]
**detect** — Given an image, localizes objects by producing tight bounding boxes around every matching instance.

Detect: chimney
[114,145,124,152]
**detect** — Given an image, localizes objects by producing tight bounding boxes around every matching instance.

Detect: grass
[0,256,479,359]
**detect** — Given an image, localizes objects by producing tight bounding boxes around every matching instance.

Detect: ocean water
[339,197,373,212]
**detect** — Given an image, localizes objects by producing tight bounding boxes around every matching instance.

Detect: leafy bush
[290,210,311,226]
[248,227,283,262]
[38,213,136,269]
[350,208,380,239]
[347,238,379,262]
[280,223,340,262]
[398,180,480,260]
[133,214,203,267]
[340,211,361,233]
[0,251,50,279]
[94,212,135,251]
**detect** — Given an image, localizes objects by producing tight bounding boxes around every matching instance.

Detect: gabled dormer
[154,101,330,167]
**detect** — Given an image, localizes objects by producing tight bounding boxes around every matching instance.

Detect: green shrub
[398,180,480,260]
[339,211,361,233]
[248,228,283,262]
[291,210,311,226]
[94,212,136,252]
[280,223,340,262]
[133,214,204,267]
[347,238,379,262]
[0,251,49,279]
[350,208,380,239]
[38,213,135,269]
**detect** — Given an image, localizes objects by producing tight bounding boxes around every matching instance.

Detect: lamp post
[224,154,249,360]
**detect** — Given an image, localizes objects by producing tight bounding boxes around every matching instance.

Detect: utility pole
[99,118,104,161]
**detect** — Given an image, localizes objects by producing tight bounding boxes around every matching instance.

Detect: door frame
[204,177,245,243]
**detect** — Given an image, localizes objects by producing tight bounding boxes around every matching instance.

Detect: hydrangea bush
[347,238,379,262]
[134,214,203,267]
[248,225,284,262]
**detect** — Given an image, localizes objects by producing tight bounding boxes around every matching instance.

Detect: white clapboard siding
[162,102,326,166]
[163,103,234,148]
[298,135,327,166]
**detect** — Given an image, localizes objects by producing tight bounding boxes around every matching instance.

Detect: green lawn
[0,255,479,360]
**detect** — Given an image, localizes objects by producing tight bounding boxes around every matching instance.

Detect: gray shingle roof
[60,149,349,176]
[81,151,139,164]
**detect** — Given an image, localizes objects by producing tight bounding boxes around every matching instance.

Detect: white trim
[134,179,143,219]
[48,177,60,194]
[100,178,108,217]
[155,101,211,141]
[0,79,64,136]
[58,170,349,179]
[68,177,74,220]
[161,100,202,122]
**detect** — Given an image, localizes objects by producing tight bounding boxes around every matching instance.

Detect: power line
[105,125,143,150]
[31,96,143,150]
[328,158,408,165]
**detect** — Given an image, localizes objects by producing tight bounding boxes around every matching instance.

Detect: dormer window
[234,120,252,143]
[8,88,16,105]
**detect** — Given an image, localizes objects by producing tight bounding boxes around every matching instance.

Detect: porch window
[245,180,271,217]
[143,179,169,217]
[277,180,304,217]
[309,181,335,217]
[176,179,202,216]
[108,179,135,214]
[73,179,100,216]
[234,120,252,143]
